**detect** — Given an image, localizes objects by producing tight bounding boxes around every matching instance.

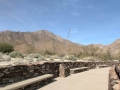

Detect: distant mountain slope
[106,39,120,54]
[0,30,120,56]
[0,30,83,55]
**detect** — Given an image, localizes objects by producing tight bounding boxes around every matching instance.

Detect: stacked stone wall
[108,65,120,90]
[0,61,116,85]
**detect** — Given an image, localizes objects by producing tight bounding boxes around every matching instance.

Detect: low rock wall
[0,61,117,85]
[108,66,120,90]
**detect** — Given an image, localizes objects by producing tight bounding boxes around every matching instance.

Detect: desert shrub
[10,51,24,58]
[44,50,55,55]
[44,55,51,58]
[33,53,40,58]
[58,53,65,57]
[60,58,64,61]
[24,56,33,62]
[0,42,14,53]
[68,55,77,60]
[64,55,77,61]
[35,56,45,61]
[27,53,41,58]
[49,57,54,61]
[27,54,33,57]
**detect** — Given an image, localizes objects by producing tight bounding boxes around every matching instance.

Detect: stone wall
[0,61,117,85]
[108,66,120,90]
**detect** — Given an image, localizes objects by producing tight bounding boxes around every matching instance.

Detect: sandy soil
[38,67,110,90]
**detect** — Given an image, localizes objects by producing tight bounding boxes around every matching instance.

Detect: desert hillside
[0,30,120,58]
[0,30,83,55]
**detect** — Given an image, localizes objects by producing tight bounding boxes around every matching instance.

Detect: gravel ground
[38,67,110,90]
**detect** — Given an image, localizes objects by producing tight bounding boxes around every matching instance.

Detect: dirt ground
[38,67,110,90]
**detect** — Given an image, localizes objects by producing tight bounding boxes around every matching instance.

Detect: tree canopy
[0,42,14,53]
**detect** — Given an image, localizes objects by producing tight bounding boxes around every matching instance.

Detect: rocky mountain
[0,30,120,56]
[0,30,83,55]
[105,39,120,54]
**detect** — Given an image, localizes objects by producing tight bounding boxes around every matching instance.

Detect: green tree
[0,42,14,53]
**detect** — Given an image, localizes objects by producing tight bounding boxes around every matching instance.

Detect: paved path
[38,67,110,90]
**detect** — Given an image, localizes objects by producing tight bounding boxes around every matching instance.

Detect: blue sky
[0,0,120,45]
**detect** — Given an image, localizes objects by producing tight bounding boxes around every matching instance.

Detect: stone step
[0,74,53,90]
[70,67,89,74]
[96,65,108,68]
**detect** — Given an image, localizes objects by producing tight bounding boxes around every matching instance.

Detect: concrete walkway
[38,67,110,90]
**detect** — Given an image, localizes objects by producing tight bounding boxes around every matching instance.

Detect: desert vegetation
[0,43,120,63]
[0,44,119,66]
[0,42,14,53]
[10,51,24,58]
[0,30,120,66]
[68,45,120,61]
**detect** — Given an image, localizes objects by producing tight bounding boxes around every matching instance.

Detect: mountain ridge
[0,30,120,56]
[0,30,83,55]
